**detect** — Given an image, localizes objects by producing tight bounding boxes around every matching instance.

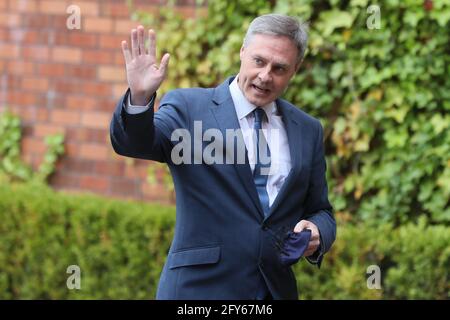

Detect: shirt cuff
[124,92,155,114]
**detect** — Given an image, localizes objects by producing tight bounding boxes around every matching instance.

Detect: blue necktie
[253,108,271,217]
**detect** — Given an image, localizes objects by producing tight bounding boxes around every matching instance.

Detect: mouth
[251,84,270,95]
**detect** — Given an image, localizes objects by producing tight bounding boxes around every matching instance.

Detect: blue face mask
[280,229,312,267]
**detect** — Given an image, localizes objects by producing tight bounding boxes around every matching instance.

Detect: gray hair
[243,14,309,64]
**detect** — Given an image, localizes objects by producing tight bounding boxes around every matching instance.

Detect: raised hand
[121,26,170,106]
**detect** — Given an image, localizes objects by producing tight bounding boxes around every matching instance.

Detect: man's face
[238,33,300,106]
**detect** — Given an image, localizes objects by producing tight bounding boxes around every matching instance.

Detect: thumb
[159,53,170,77]
[294,220,310,233]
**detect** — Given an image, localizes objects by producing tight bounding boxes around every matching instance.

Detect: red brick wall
[0,0,200,203]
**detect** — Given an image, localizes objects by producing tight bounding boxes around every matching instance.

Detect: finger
[308,240,320,248]
[310,229,319,240]
[294,220,308,233]
[121,41,132,64]
[148,29,156,60]
[137,25,145,55]
[131,29,138,59]
[304,242,320,256]
[159,53,170,76]
[304,249,316,257]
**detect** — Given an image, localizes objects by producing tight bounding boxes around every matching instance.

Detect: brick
[81,82,111,96]
[98,66,125,82]
[114,20,139,34]
[101,3,131,18]
[52,16,69,29]
[50,172,81,189]
[60,157,95,173]
[80,143,108,160]
[55,32,98,48]
[84,17,113,33]
[124,163,148,179]
[99,34,124,49]
[51,109,80,125]
[7,29,26,43]
[22,46,49,61]
[65,65,96,79]
[39,0,68,15]
[0,43,20,59]
[112,84,128,99]
[36,62,66,77]
[6,75,21,89]
[7,61,34,75]
[82,49,114,64]
[52,47,82,63]
[0,28,6,41]
[22,77,49,92]
[80,175,109,192]
[175,6,199,19]
[85,128,108,144]
[70,33,98,47]
[35,106,50,122]
[66,95,98,110]
[22,30,41,43]
[114,52,125,65]
[77,1,100,17]
[65,142,80,157]
[22,14,52,29]
[93,161,125,177]
[66,128,106,144]
[9,0,39,12]
[8,91,37,107]
[0,14,21,27]
[34,124,65,137]
[22,137,47,154]
[110,177,139,197]
[95,97,119,112]
[81,111,110,129]
[53,80,81,95]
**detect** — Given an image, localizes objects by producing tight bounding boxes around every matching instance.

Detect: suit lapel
[266,99,303,218]
[210,77,265,218]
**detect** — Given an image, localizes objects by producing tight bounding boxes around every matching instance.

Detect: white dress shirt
[228,76,292,206]
[125,76,292,207]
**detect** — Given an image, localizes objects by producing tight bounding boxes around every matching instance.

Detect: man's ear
[240,45,245,61]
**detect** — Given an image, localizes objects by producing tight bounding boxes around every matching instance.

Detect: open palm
[121,26,170,106]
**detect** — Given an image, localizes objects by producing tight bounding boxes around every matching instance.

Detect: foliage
[0,110,65,184]
[0,183,448,299]
[0,183,174,299]
[131,0,450,225]
[294,217,449,299]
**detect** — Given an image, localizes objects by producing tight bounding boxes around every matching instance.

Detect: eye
[254,58,263,66]
[275,66,286,73]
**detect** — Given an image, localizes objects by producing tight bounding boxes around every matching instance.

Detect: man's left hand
[294,220,320,257]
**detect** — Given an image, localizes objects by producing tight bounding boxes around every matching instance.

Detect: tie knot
[253,108,266,125]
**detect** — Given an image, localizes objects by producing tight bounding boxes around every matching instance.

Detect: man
[110,14,336,300]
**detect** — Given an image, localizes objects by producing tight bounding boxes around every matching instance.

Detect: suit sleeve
[110,88,189,163]
[304,120,336,267]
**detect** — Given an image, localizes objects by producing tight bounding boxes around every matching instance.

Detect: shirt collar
[229,75,277,122]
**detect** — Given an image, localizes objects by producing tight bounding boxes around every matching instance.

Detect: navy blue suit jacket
[110,76,336,299]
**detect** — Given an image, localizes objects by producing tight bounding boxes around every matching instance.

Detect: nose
[258,66,272,83]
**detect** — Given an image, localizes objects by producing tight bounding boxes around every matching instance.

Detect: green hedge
[0,183,174,299]
[0,183,448,299]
